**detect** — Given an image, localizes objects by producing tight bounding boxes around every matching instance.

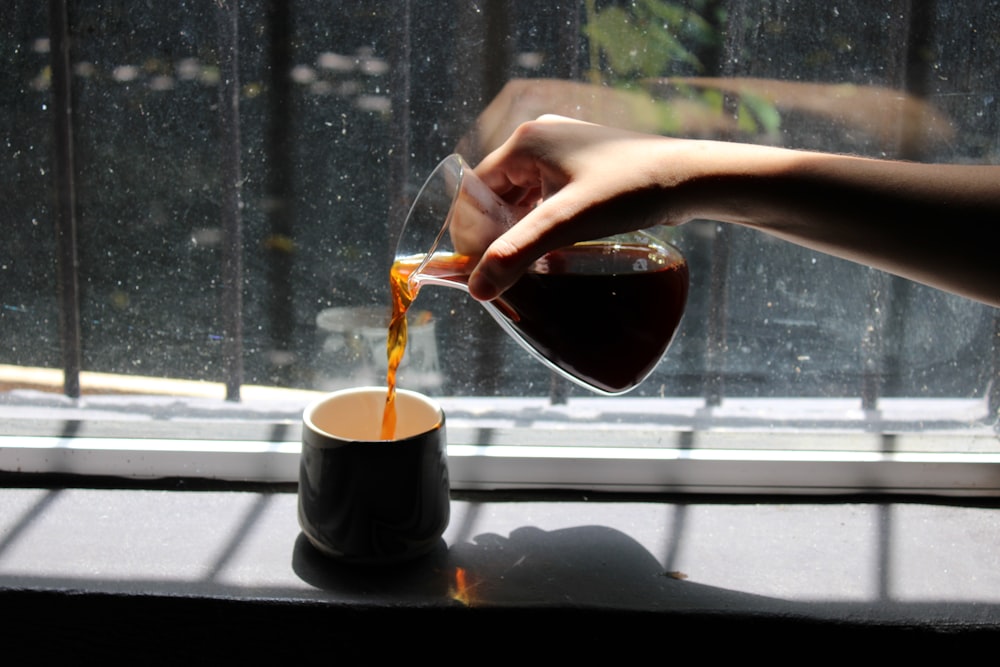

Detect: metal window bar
[859,0,931,410]
[216,1,244,401]
[47,1,247,401]
[263,0,295,389]
[386,1,413,260]
[49,0,81,400]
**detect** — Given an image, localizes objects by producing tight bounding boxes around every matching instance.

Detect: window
[3,1,998,494]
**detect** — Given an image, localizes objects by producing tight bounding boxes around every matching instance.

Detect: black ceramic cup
[298,386,450,564]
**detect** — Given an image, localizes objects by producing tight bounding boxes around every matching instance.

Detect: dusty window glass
[2,1,997,422]
[4,4,58,372]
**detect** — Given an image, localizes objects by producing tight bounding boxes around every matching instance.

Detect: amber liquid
[381,253,474,440]
[381,262,413,440]
[497,243,688,393]
[382,242,687,437]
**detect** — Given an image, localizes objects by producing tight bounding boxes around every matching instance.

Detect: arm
[469,116,1000,307]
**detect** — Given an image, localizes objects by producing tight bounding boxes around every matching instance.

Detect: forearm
[666,141,1000,306]
[469,118,999,306]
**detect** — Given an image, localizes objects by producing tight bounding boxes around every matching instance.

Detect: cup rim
[302,385,444,445]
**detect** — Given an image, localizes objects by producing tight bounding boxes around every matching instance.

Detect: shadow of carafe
[289,523,952,655]
[292,523,772,611]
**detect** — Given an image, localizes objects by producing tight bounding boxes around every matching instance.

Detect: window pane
[3,3,58,372]
[2,2,997,450]
[68,2,245,383]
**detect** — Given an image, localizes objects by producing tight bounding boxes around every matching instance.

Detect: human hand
[467,115,682,301]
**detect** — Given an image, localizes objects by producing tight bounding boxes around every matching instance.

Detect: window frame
[5,1,1000,498]
[2,387,997,496]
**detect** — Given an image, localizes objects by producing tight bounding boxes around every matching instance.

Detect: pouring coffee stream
[381,154,689,440]
[380,263,413,440]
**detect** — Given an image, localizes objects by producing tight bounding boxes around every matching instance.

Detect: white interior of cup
[304,386,442,442]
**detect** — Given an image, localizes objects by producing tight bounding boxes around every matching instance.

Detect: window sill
[2,386,998,652]
[1,484,998,657]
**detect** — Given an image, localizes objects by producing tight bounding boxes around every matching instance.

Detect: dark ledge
[3,589,996,661]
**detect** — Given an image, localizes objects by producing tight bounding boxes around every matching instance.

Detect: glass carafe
[392,154,688,395]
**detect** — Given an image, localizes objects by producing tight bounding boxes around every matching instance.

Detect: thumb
[467,235,528,301]
[467,192,580,301]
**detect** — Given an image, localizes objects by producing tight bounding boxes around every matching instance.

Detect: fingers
[467,237,525,301]
[467,187,588,301]
[465,118,606,300]
[466,116,658,301]
[472,115,587,193]
[468,223,559,302]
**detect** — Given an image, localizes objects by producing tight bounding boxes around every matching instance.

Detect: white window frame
[2,377,997,496]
